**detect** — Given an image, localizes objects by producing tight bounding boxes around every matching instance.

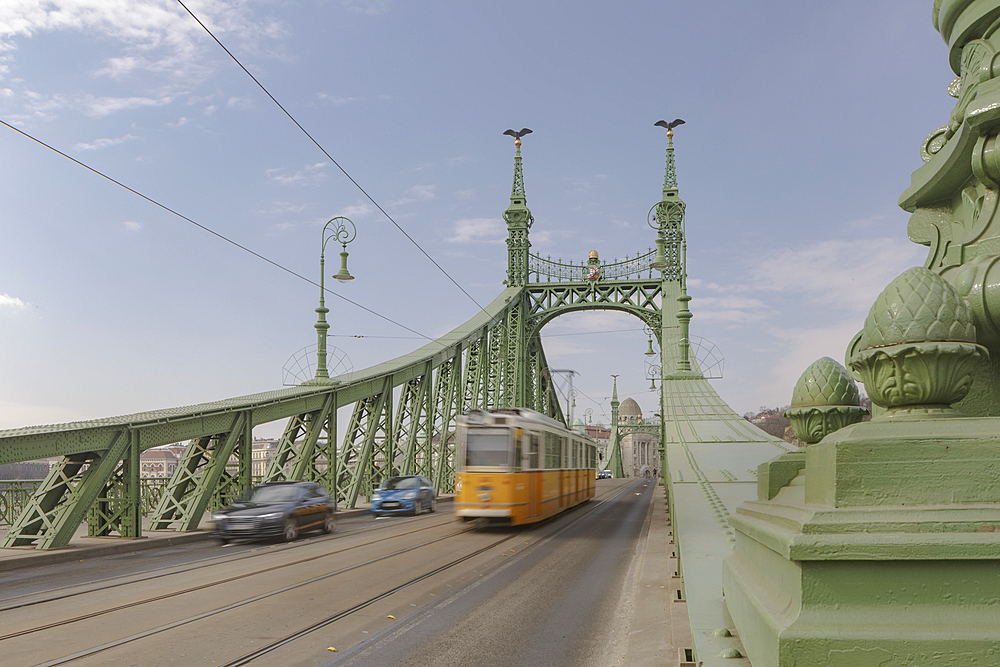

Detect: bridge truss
[0,130,695,549]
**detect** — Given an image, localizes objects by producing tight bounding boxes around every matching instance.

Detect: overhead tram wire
[175,0,485,313]
[331,327,653,341]
[0,119,431,342]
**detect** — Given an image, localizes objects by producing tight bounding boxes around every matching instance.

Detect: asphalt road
[331,478,655,667]
[0,478,653,667]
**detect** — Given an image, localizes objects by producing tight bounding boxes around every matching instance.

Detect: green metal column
[607,377,624,478]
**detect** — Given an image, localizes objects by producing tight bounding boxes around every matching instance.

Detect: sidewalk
[624,485,695,667]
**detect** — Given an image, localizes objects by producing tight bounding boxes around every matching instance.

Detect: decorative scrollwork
[527,249,661,283]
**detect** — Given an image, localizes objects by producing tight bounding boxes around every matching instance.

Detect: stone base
[723,475,1000,667]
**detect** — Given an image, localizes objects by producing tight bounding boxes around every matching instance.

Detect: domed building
[618,398,659,479]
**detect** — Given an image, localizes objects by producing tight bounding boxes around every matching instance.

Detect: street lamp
[306,217,356,385]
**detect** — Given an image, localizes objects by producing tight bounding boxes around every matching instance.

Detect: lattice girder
[1,430,131,549]
[526,281,663,337]
[262,413,307,482]
[430,353,461,493]
[87,429,142,538]
[337,378,393,507]
[397,367,431,476]
[147,413,247,531]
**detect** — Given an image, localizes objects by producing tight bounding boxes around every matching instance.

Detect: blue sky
[0,1,952,436]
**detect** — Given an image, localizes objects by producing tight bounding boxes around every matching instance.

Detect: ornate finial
[589,249,599,260]
[785,357,867,443]
[849,267,987,415]
[654,119,684,194]
[503,128,532,201]
[502,128,534,287]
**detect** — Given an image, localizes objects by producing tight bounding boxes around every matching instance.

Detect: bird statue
[503,128,533,139]
[654,119,685,131]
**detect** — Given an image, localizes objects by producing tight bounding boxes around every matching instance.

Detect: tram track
[0,512,448,614]
[0,515,468,643]
[5,481,641,667]
[222,479,645,667]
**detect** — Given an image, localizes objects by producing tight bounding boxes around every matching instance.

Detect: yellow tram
[454,408,597,525]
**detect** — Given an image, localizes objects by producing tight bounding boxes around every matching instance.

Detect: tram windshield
[465,427,510,467]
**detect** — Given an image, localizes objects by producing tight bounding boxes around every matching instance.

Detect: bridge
[3,2,1000,664]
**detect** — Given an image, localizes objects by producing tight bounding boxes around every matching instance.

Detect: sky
[0,1,954,438]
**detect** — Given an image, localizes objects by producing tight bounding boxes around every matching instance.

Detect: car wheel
[283,518,298,542]
[218,537,229,545]
[430,497,437,513]
[322,513,336,534]
[413,502,421,516]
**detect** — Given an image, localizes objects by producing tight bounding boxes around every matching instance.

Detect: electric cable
[175,0,485,312]
[0,118,432,341]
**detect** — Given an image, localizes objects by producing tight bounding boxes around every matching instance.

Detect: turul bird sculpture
[503,128,533,139]
[654,119,685,131]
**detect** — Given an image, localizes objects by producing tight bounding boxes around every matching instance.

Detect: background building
[618,398,658,479]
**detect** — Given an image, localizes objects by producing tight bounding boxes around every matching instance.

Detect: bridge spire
[503,128,534,288]
[662,128,679,197]
[650,119,697,377]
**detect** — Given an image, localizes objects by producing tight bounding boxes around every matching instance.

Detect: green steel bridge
[3,3,1000,663]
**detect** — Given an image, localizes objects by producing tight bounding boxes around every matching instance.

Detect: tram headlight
[478,492,492,502]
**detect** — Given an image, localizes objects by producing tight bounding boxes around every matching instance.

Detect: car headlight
[211,514,227,522]
[259,511,283,519]
[402,491,418,500]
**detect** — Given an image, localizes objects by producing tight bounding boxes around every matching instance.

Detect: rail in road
[0,479,680,667]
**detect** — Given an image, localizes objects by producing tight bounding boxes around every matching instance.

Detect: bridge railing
[528,249,659,282]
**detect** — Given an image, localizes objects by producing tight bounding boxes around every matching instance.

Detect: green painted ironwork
[0,124,697,549]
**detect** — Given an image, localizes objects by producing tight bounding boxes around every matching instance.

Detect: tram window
[528,435,539,469]
[545,432,558,468]
[513,436,522,471]
[560,437,567,468]
[465,428,511,467]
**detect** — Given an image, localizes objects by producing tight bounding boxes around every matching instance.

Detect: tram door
[527,434,540,518]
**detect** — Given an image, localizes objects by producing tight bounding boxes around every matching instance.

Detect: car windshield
[380,477,418,490]
[249,485,303,503]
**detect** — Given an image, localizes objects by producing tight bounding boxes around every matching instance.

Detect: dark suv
[211,481,336,543]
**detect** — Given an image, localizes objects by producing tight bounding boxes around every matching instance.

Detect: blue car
[371,475,437,516]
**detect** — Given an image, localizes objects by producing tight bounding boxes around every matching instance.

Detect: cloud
[93,55,146,79]
[123,221,142,232]
[0,1,284,82]
[449,218,505,244]
[265,162,328,186]
[226,96,255,110]
[748,237,925,312]
[74,133,137,150]
[167,116,189,128]
[0,293,28,309]
[337,202,375,219]
[342,0,393,16]
[691,295,776,326]
[317,93,359,106]
[258,201,310,215]
[83,94,173,117]
[203,104,216,116]
[391,184,436,207]
[749,321,868,411]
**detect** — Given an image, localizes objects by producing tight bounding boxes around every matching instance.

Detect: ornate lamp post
[305,217,356,385]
